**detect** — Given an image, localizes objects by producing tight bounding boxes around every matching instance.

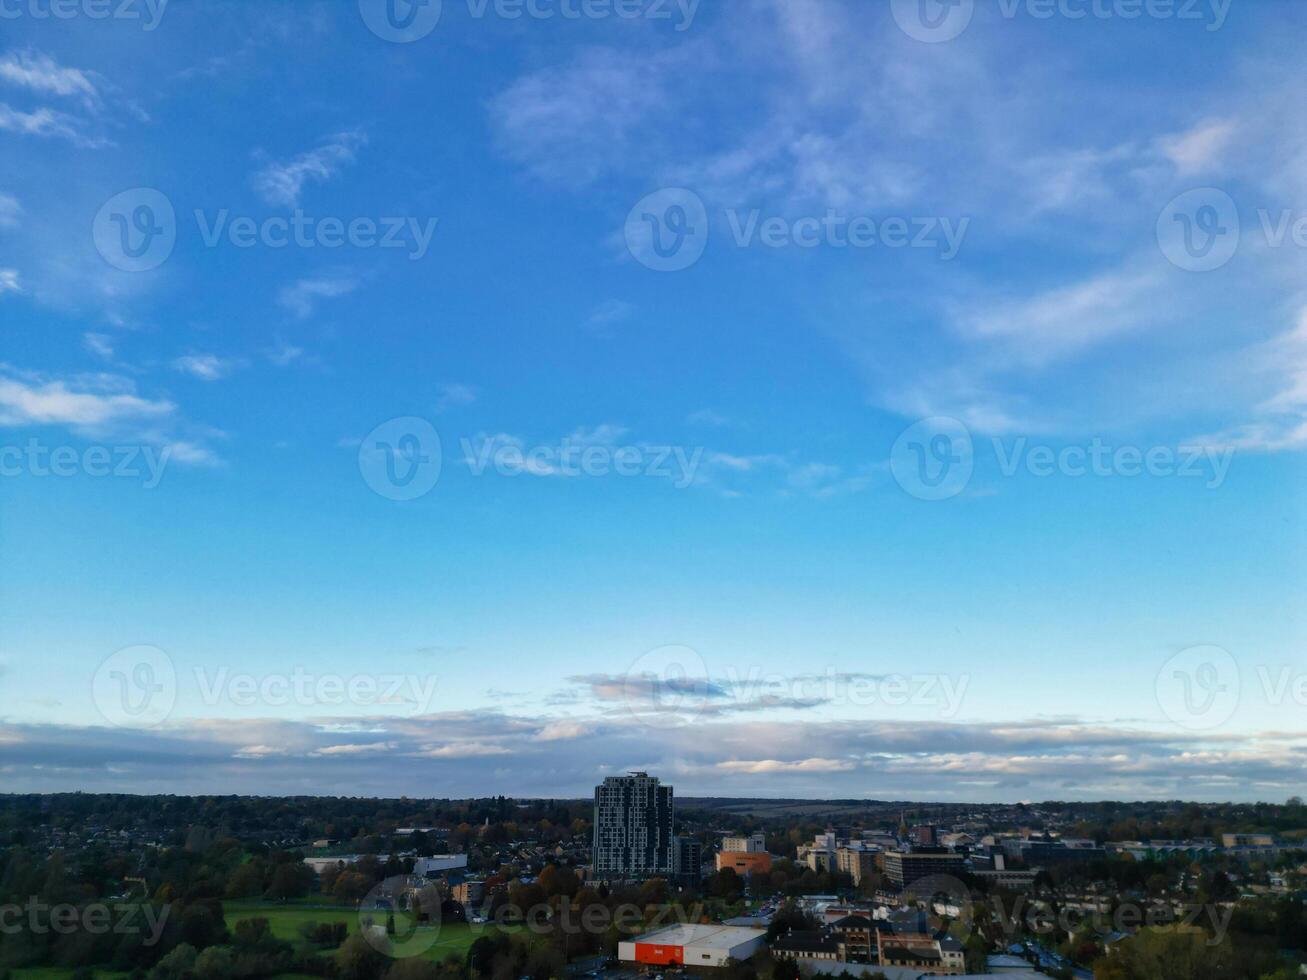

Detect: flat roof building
[619,924,767,968]
[881,850,966,890]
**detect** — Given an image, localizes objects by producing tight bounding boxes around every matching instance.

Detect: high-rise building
[593,772,675,879]
[675,836,703,881]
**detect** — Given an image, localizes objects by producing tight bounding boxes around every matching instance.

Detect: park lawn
[223,901,517,961]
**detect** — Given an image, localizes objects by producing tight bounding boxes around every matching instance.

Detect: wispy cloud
[0,50,100,108]
[278,274,358,318]
[0,192,19,228]
[1157,118,1236,177]
[0,50,118,146]
[687,409,733,428]
[0,268,20,295]
[952,268,1166,366]
[0,103,95,144]
[173,353,240,382]
[1192,308,1307,453]
[252,129,367,207]
[436,383,477,412]
[584,299,635,335]
[83,333,114,359]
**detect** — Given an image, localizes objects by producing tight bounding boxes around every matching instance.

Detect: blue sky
[1,0,1305,802]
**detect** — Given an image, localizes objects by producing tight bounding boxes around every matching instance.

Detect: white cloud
[490,47,694,185]
[233,745,288,759]
[1192,309,1307,452]
[584,299,635,334]
[1158,118,1236,176]
[266,338,303,366]
[278,275,358,318]
[717,757,857,774]
[0,268,19,295]
[173,353,238,381]
[83,333,114,359]
[0,366,221,465]
[421,741,513,758]
[0,103,92,144]
[252,130,367,207]
[436,383,477,412]
[537,720,592,741]
[0,193,19,228]
[955,269,1164,363]
[0,369,173,431]
[313,742,397,756]
[164,441,222,467]
[0,50,100,107]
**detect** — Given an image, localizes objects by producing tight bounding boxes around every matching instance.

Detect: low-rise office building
[882,850,966,889]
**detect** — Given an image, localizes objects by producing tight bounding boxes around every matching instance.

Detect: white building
[414,854,469,876]
[619,924,767,968]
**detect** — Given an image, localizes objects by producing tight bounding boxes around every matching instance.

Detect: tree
[193,945,234,980]
[338,934,388,980]
[1092,928,1277,980]
[148,943,196,980]
[385,960,444,980]
[266,861,312,900]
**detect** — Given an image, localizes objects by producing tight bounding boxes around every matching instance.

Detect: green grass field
[223,900,512,961]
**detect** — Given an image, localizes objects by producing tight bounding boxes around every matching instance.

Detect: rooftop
[631,924,766,950]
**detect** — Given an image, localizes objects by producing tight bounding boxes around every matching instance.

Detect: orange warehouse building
[619,925,768,969]
[715,851,772,876]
